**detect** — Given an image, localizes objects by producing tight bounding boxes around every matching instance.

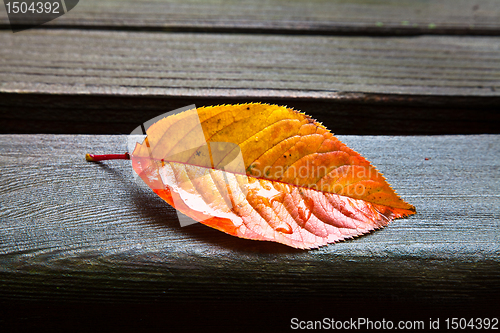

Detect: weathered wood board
[0,134,498,310]
[2,30,498,135]
[1,30,499,97]
[1,0,500,35]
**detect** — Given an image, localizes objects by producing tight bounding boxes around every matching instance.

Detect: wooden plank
[0,134,498,310]
[1,134,498,328]
[1,30,499,134]
[1,30,499,98]
[1,0,500,35]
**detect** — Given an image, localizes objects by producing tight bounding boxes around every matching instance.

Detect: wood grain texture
[0,134,498,310]
[1,30,499,98]
[1,0,499,35]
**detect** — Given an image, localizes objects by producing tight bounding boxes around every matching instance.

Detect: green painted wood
[1,0,499,35]
[0,134,498,308]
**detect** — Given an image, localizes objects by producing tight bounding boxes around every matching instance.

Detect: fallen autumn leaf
[86,103,415,249]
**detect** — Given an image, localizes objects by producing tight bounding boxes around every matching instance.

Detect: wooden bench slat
[1,0,500,34]
[0,134,498,306]
[1,30,499,97]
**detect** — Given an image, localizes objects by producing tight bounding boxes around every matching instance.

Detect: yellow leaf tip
[85,154,96,162]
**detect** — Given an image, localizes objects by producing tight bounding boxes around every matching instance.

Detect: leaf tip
[85,154,97,162]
